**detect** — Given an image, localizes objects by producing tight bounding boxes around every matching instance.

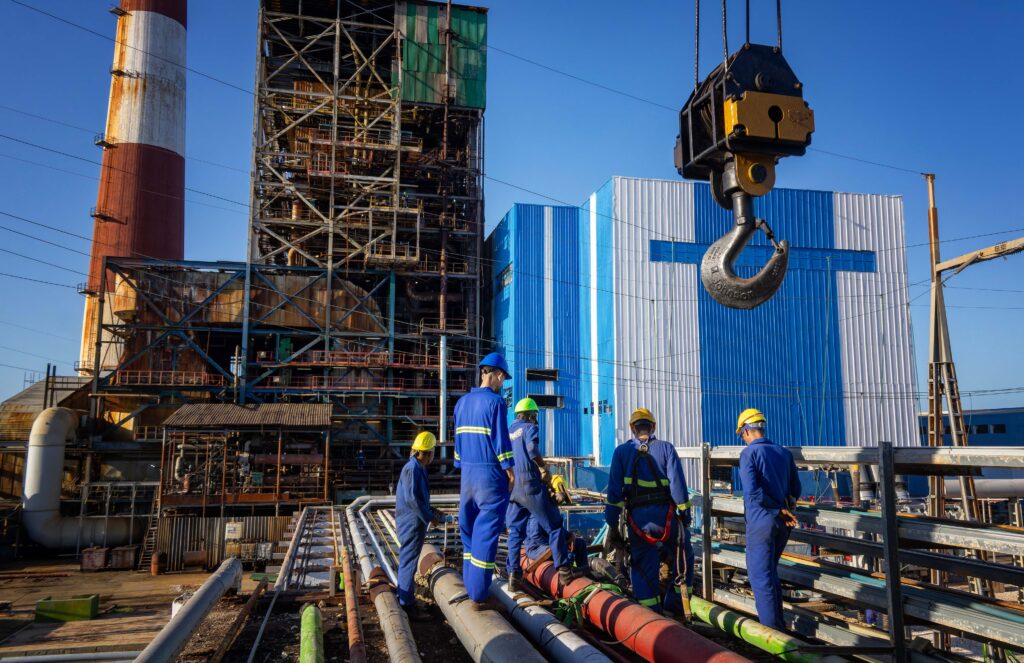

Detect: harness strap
[627,505,674,545]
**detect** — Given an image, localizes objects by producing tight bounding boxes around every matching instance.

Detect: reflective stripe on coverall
[505,418,569,575]
[454,387,514,602]
[395,455,432,607]
[605,435,694,612]
[739,436,802,630]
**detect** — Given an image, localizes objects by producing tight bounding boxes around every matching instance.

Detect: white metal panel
[832,192,918,447]
[108,10,187,155]
[611,178,703,481]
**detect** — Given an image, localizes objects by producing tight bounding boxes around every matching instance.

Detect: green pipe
[690,596,843,663]
[300,604,325,663]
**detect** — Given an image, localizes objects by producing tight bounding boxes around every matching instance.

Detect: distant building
[918,407,1024,480]
[488,177,919,479]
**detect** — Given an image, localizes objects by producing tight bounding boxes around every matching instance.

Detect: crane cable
[693,0,785,86]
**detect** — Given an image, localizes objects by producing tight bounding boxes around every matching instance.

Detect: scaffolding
[86,1,488,504]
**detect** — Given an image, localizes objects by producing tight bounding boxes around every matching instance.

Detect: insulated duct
[22,408,137,549]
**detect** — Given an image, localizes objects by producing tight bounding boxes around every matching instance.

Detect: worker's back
[509,419,544,498]
[453,387,510,467]
[739,438,801,517]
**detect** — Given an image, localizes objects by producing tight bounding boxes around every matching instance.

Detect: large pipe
[522,555,750,663]
[22,408,135,549]
[689,596,843,663]
[81,0,187,371]
[134,558,242,663]
[0,655,140,662]
[345,498,421,663]
[299,604,325,663]
[417,545,547,663]
[944,478,1024,499]
[339,518,367,663]
[489,578,611,663]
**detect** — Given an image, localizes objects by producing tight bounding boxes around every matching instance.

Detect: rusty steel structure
[84,1,487,510]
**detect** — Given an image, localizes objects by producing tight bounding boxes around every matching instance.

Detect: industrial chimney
[79,0,187,373]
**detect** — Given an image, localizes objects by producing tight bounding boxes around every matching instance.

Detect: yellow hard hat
[629,408,656,427]
[736,408,767,433]
[412,431,437,452]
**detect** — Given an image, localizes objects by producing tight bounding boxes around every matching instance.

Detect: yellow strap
[624,477,669,488]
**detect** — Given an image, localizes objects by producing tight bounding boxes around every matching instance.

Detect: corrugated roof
[163,403,332,429]
[0,377,90,442]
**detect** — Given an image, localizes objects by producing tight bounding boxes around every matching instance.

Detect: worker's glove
[550,475,572,505]
[538,464,552,486]
[677,507,692,528]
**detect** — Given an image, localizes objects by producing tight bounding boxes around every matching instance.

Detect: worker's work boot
[557,565,582,585]
[402,601,432,622]
[507,571,523,593]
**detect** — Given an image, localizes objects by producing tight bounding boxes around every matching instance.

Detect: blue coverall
[605,436,694,612]
[524,515,589,570]
[453,387,514,602]
[395,455,433,608]
[505,419,569,576]
[739,436,802,631]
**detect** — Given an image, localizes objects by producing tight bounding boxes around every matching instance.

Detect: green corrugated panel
[396,2,486,109]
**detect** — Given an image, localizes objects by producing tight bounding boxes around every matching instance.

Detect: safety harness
[623,442,674,545]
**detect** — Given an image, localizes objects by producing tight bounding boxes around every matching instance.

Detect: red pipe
[521,555,750,663]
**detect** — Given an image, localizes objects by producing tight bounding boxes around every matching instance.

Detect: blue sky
[0,0,1022,413]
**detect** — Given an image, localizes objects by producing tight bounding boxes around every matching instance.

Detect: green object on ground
[690,596,841,663]
[35,594,99,622]
[250,572,277,583]
[299,604,324,663]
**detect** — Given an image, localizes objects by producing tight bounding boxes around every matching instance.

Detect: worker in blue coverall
[504,397,579,591]
[453,352,515,607]
[523,515,590,571]
[395,431,445,620]
[604,408,694,614]
[737,408,802,631]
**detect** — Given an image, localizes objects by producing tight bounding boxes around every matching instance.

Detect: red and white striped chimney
[80,0,187,372]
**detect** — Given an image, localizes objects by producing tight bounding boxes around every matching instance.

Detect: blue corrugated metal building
[489,203,582,457]
[489,178,919,480]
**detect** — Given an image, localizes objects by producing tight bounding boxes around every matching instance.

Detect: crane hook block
[674,43,814,309]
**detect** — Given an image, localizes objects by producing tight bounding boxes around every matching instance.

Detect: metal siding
[833,192,918,447]
[579,196,595,460]
[551,205,581,457]
[594,182,617,464]
[610,178,703,486]
[513,204,546,423]
[694,185,847,449]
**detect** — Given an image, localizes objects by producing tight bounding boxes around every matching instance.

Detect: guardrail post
[878,441,907,661]
[701,443,714,600]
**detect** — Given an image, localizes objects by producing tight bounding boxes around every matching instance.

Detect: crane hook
[700,163,789,309]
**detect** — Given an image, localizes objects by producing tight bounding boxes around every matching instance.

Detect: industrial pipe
[489,578,611,663]
[339,520,367,663]
[0,654,140,662]
[944,478,1024,499]
[689,596,842,663]
[22,408,137,549]
[418,545,547,663]
[521,555,750,663]
[299,604,325,663]
[345,498,422,663]
[134,558,242,663]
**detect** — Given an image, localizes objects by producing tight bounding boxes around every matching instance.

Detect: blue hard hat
[479,352,510,377]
